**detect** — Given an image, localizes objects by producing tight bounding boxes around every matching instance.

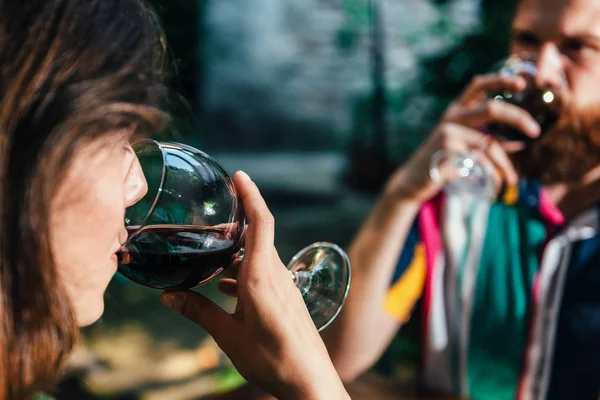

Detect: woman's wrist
[280,367,349,400]
[283,382,349,400]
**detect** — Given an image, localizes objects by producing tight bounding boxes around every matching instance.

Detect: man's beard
[510,105,600,185]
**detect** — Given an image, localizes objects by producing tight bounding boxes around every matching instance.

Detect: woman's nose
[124,155,148,208]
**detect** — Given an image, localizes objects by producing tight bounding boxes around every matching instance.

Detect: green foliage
[215,366,247,392]
[335,0,369,51]
[153,0,517,157]
[351,0,518,165]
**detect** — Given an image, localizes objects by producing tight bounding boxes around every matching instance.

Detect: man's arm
[322,72,534,382]
[322,191,420,382]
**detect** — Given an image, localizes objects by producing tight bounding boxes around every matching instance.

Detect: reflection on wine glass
[429,149,493,198]
[118,140,351,331]
[429,53,567,199]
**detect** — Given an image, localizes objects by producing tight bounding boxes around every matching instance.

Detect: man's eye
[563,40,585,52]
[514,32,540,48]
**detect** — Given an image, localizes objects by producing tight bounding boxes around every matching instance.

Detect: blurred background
[59,0,516,398]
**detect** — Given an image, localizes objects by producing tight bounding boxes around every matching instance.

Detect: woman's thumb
[161,291,234,345]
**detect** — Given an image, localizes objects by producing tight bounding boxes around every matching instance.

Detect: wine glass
[118,140,351,331]
[429,53,566,198]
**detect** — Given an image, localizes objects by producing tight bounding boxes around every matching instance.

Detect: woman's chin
[76,300,105,327]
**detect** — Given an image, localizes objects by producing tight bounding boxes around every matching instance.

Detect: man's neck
[544,165,600,222]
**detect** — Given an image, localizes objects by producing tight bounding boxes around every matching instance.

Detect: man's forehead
[514,0,600,39]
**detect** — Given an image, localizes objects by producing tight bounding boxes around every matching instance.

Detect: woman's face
[50,133,148,327]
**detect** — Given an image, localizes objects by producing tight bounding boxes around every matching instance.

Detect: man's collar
[498,179,566,227]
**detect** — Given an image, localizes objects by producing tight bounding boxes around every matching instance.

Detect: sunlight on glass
[204,201,216,216]
[543,90,555,103]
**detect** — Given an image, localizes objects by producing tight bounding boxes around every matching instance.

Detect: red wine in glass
[427,55,565,199]
[486,54,565,143]
[488,74,563,143]
[119,140,351,331]
[118,225,242,290]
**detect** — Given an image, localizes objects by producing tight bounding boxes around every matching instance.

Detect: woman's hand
[160,171,349,400]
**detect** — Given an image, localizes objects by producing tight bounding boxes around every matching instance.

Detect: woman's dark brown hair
[0,0,167,397]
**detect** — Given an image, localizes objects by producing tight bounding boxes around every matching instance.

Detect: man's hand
[385,73,541,205]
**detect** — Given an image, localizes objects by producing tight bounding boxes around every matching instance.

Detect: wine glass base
[287,242,351,332]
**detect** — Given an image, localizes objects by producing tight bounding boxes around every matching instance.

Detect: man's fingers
[438,123,487,149]
[484,139,519,185]
[438,124,519,185]
[459,74,527,105]
[468,100,540,139]
[161,291,234,343]
[469,150,502,191]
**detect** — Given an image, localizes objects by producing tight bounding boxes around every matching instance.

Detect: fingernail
[161,292,186,312]
[530,123,541,137]
[515,76,527,88]
[237,170,252,182]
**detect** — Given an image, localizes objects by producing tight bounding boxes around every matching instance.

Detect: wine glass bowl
[429,53,567,199]
[118,140,351,331]
[487,54,566,142]
[119,140,244,290]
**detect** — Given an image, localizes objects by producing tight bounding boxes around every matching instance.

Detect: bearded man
[323,0,600,399]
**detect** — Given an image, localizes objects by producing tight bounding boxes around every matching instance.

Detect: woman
[0,0,349,398]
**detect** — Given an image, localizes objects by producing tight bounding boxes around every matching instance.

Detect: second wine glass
[429,53,566,199]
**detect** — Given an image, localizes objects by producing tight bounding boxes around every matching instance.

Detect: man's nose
[534,43,565,88]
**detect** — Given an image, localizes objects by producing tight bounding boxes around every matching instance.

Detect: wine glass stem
[291,270,312,295]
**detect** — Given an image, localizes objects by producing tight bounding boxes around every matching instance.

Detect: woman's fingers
[233,171,275,267]
[223,259,242,279]
[231,171,290,303]
[218,278,239,298]
[160,291,235,347]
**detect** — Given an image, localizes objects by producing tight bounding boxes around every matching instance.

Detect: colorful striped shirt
[381,180,600,400]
